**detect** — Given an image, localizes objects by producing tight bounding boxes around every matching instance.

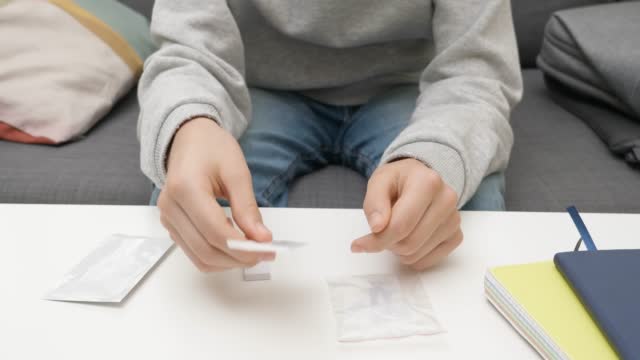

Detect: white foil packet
[44,234,173,303]
[327,274,444,342]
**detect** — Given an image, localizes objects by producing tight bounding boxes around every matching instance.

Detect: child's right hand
[157,117,273,272]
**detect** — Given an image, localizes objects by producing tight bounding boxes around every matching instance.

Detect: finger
[391,187,458,256]
[164,181,264,265]
[161,215,227,272]
[221,167,272,243]
[362,170,395,234]
[354,170,435,252]
[396,211,461,264]
[164,196,255,268]
[409,230,464,271]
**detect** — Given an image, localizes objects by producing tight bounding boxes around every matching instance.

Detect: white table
[1,205,639,359]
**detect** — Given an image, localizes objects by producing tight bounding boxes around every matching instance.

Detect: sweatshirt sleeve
[137,0,250,188]
[380,0,523,207]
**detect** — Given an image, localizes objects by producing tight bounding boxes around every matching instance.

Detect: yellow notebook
[485,261,617,359]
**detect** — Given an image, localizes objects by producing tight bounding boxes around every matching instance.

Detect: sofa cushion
[0,89,151,205]
[0,0,154,144]
[289,166,367,209]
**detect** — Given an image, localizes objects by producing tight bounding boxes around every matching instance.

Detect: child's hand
[157,117,273,272]
[351,158,463,270]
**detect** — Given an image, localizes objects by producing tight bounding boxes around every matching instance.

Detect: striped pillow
[0,0,155,144]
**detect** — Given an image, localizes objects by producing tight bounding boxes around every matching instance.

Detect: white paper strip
[227,239,306,254]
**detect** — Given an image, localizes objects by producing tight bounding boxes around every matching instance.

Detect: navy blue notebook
[554,250,640,360]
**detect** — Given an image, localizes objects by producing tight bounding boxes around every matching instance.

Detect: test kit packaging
[327,273,444,342]
[44,234,173,303]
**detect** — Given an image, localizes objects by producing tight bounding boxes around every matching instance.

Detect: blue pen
[566,206,598,251]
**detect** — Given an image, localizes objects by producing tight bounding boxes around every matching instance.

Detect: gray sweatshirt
[138,0,523,206]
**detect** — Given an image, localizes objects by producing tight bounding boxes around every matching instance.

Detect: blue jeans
[151,86,505,211]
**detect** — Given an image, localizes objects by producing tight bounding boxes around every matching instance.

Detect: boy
[138,0,522,272]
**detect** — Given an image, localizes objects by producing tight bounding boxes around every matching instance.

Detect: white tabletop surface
[1,204,639,359]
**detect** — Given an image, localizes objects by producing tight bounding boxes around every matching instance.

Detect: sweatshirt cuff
[381,142,467,207]
[152,103,221,187]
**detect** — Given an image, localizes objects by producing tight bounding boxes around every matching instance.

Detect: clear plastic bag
[327,273,444,342]
[44,234,173,303]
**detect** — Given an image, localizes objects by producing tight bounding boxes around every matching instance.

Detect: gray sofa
[1,0,639,213]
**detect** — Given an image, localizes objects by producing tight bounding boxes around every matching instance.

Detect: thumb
[223,170,272,243]
[362,170,394,234]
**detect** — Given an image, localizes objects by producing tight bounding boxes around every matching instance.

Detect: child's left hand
[351,158,463,270]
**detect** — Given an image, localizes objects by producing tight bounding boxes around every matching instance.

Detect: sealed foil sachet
[44,234,173,303]
[327,273,444,342]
